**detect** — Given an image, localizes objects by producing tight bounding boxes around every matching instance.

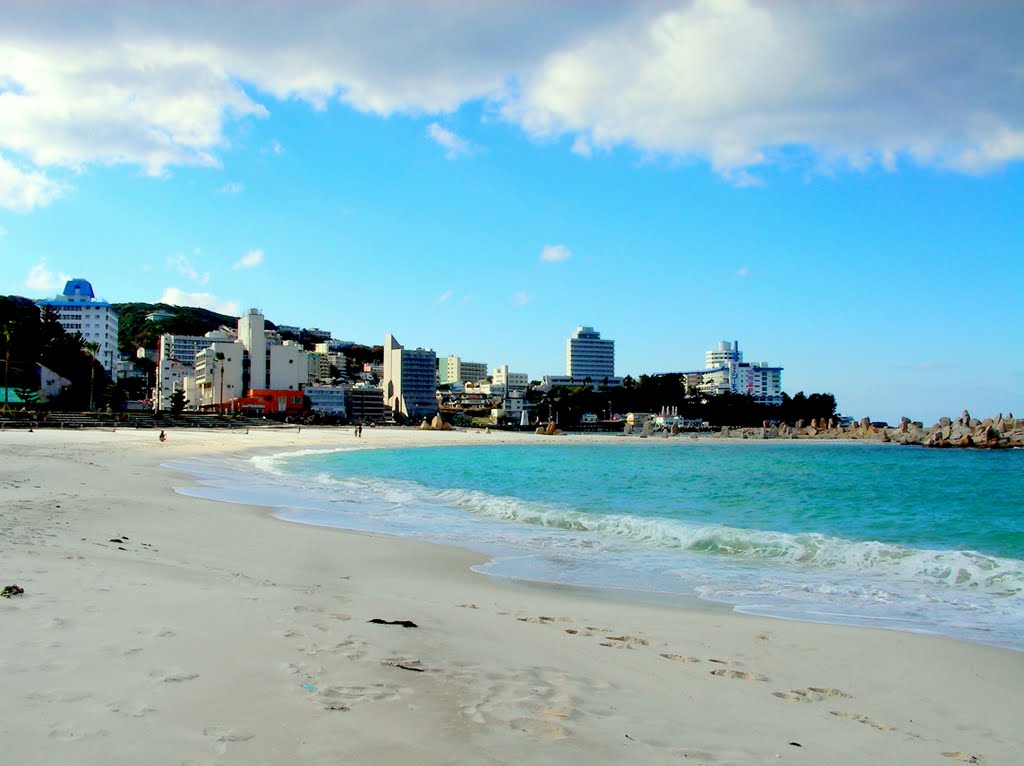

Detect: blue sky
[1,1,1022,424]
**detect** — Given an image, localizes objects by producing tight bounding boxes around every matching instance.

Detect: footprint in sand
[49,726,111,741]
[808,686,851,697]
[107,700,157,718]
[382,657,429,673]
[26,690,93,703]
[511,716,570,740]
[829,710,893,731]
[599,634,650,648]
[942,752,982,763]
[707,658,741,666]
[710,669,768,681]
[152,670,199,683]
[773,687,852,702]
[660,653,701,663]
[203,727,254,743]
[517,615,568,624]
[317,683,404,709]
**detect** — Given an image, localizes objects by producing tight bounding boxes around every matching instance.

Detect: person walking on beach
[159,430,166,442]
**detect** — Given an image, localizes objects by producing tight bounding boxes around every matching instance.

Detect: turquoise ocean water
[171,440,1024,649]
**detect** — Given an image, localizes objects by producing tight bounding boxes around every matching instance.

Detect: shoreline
[173,430,1023,651]
[2,427,1022,764]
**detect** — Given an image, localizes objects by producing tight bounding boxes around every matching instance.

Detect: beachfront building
[238,308,267,391]
[439,355,488,386]
[566,325,615,381]
[383,333,438,420]
[195,338,245,407]
[493,364,529,392]
[304,385,347,417]
[37,279,119,381]
[155,332,219,411]
[230,390,306,417]
[160,333,216,367]
[347,382,387,423]
[268,341,306,390]
[188,310,309,409]
[696,341,784,406]
[156,359,192,411]
[491,390,527,423]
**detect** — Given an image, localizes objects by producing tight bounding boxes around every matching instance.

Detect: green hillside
[114,303,243,352]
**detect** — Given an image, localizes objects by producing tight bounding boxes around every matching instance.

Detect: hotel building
[566,325,615,381]
[38,279,119,380]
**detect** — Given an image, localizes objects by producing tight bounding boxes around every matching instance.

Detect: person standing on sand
[159,430,166,442]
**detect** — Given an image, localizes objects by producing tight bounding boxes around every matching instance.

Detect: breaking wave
[424,485,1024,597]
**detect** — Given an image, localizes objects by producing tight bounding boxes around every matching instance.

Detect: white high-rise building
[155,331,227,411]
[705,340,742,370]
[159,333,216,366]
[565,325,615,381]
[195,339,245,407]
[440,355,488,385]
[238,308,267,391]
[699,340,783,406]
[38,279,120,380]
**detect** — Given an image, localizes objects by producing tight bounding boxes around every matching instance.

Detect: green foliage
[0,296,113,408]
[527,377,838,429]
[113,302,240,353]
[170,389,188,415]
[342,344,383,377]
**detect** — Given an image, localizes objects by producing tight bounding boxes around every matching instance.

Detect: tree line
[525,374,838,428]
[0,295,121,410]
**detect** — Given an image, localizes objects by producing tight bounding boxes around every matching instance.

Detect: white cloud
[513,291,530,306]
[0,0,1020,207]
[736,266,749,278]
[540,243,571,262]
[426,122,472,159]
[436,289,454,304]
[0,155,67,211]
[570,135,592,157]
[219,181,244,194]
[510,2,1024,176]
[166,253,209,285]
[159,287,239,316]
[24,259,70,291]
[232,249,264,270]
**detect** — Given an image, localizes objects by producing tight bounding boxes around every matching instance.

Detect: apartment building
[383,333,438,420]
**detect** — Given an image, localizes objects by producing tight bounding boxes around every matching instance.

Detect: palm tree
[215,351,226,409]
[84,341,100,411]
[1,320,12,411]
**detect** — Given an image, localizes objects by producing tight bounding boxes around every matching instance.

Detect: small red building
[212,389,307,416]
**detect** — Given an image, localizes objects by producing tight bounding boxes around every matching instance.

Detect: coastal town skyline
[1,2,1022,424]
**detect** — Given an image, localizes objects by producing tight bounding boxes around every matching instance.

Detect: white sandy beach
[1,426,1021,765]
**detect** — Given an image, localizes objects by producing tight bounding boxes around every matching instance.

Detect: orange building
[211,389,307,416]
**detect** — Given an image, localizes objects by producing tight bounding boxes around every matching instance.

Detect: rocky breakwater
[714,411,1023,449]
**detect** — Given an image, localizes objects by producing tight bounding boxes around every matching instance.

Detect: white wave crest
[432,486,1024,596]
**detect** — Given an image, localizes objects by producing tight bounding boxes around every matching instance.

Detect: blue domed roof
[63,279,95,298]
